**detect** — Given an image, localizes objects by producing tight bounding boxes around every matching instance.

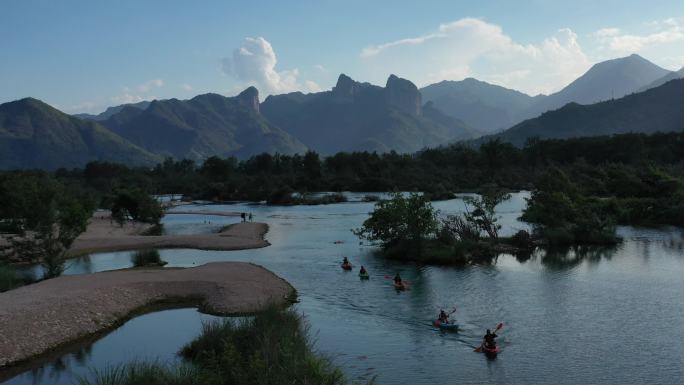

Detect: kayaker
[359,266,367,275]
[343,257,350,265]
[393,273,402,285]
[483,329,497,348]
[438,309,449,323]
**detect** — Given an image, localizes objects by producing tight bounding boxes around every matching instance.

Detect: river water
[3,192,684,385]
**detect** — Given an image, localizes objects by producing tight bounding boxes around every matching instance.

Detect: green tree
[353,193,437,253]
[462,187,511,239]
[1,173,91,278]
[110,189,163,224]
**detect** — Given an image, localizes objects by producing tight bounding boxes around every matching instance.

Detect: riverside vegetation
[78,307,374,385]
[2,132,684,269]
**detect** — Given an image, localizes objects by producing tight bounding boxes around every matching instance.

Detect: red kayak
[480,344,500,357]
[341,263,353,270]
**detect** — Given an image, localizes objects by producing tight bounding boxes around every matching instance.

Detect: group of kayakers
[340,257,499,355]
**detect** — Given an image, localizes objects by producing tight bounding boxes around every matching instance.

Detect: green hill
[101,88,307,160]
[0,98,160,169]
[481,79,684,146]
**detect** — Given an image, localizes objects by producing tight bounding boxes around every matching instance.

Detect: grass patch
[79,307,374,385]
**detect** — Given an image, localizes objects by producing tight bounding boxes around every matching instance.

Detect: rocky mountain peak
[237,86,260,113]
[384,74,421,116]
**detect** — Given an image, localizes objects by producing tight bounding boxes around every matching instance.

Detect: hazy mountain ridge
[100,89,307,160]
[477,78,684,146]
[74,101,151,121]
[261,74,478,154]
[0,98,160,169]
[515,54,669,122]
[420,78,542,133]
[638,66,684,92]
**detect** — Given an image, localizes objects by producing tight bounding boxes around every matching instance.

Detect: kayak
[433,320,459,330]
[393,282,406,291]
[341,263,353,271]
[480,344,500,357]
[359,272,370,279]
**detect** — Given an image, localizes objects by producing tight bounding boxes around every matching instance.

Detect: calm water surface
[4,192,684,385]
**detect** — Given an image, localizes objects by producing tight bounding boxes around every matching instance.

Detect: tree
[462,187,511,239]
[1,173,91,278]
[353,193,437,253]
[110,189,163,224]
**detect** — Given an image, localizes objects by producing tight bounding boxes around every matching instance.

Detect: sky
[1,0,683,113]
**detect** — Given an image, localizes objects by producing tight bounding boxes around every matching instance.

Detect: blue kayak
[433,320,459,330]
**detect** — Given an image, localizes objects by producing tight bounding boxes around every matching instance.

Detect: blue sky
[1,0,683,113]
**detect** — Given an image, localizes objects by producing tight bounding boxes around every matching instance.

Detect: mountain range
[1,54,683,169]
[478,78,684,146]
[0,98,159,169]
[260,74,477,154]
[99,88,307,160]
[421,54,671,133]
[420,78,542,133]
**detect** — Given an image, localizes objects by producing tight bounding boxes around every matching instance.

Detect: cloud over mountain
[223,37,319,95]
[360,18,591,95]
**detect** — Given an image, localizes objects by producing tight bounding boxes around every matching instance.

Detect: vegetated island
[0,262,296,368]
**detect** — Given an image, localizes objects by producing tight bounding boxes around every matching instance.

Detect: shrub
[0,264,20,292]
[131,250,167,267]
[353,193,437,254]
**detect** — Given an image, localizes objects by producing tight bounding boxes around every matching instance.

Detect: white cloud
[359,18,591,95]
[109,79,163,105]
[180,83,193,92]
[594,28,621,38]
[594,18,684,54]
[137,79,164,92]
[110,93,155,104]
[223,37,317,94]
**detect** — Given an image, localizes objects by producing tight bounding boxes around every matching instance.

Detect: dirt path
[0,262,295,367]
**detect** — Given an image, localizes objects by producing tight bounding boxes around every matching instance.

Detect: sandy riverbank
[1,211,268,261]
[70,218,269,256]
[0,262,296,367]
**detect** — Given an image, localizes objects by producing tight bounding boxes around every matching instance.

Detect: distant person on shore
[241,212,246,222]
[249,212,253,221]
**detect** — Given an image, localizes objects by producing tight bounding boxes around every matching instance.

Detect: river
[3,192,684,385]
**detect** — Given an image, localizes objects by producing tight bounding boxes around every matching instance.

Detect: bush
[0,264,21,292]
[179,307,346,385]
[510,230,534,249]
[353,193,437,254]
[131,250,167,267]
[80,307,371,385]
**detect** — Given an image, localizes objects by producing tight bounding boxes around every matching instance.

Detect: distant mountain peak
[237,86,260,113]
[384,74,421,116]
[332,73,357,100]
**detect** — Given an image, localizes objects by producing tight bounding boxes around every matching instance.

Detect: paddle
[474,322,504,352]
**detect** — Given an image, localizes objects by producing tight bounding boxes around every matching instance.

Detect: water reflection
[538,245,617,270]
[5,192,684,385]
